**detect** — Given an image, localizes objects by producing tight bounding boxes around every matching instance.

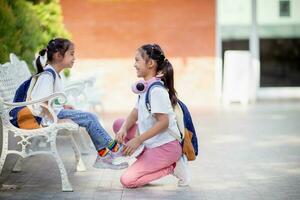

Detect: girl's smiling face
[134,50,149,78]
[61,44,75,69]
[134,50,157,80]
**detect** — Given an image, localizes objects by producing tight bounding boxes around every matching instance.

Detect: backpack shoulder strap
[174,103,185,138]
[43,68,56,81]
[145,81,165,113]
[25,68,57,101]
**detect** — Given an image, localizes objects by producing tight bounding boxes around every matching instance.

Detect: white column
[249,0,260,102]
[215,0,223,101]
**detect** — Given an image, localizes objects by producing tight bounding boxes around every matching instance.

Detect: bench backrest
[0,54,32,103]
[0,62,22,102]
[10,53,31,85]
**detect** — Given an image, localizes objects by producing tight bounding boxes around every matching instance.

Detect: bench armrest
[0,92,67,129]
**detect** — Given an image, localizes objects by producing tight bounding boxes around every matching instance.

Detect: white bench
[10,53,94,154]
[7,53,103,155]
[0,61,86,191]
[9,53,91,158]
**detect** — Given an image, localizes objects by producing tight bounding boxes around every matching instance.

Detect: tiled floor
[1,102,300,200]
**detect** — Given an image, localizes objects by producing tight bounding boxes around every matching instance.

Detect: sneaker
[173,155,190,187]
[112,144,145,165]
[93,152,128,170]
[131,143,145,158]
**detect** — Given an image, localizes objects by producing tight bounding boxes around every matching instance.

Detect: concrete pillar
[250,0,260,102]
[215,0,223,101]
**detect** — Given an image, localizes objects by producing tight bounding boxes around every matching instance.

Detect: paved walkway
[0,101,300,200]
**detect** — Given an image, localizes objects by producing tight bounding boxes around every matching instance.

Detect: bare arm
[138,113,168,142]
[115,108,138,143]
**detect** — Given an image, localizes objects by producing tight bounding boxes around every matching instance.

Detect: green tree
[0,0,71,76]
[0,0,19,62]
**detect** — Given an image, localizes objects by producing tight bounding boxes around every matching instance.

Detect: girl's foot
[93,152,128,170]
[112,144,145,165]
[173,155,190,187]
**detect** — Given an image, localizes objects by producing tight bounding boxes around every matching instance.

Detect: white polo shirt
[135,86,181,149]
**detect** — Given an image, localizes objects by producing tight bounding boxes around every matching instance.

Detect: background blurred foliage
[0,0,71,76]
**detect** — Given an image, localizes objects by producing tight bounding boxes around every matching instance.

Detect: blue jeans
[57,109,112,150]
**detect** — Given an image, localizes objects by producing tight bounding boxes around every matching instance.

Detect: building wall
[219,0,300,39]
[219,0,300,26]
[60,0,217,111]
[257,0,300,25]
[219,0,300,95]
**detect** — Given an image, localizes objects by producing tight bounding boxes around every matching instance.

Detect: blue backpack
[9,68,56,129]
[143,81,199,161]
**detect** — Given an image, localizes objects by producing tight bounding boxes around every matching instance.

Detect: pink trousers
[113,118,182,188]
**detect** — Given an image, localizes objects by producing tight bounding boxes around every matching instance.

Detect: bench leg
[74,128,90,155]
[79,129,91,154]
[70,134,87,172]
[0,129,8,175]
[50,138,73,192]
[12,157,23,172]
[0,152,7,175]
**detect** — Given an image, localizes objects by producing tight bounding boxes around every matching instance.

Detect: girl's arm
[30,73,54,118]
[138,113,168,142]
[124,113,169,156]
[115,108,138,143]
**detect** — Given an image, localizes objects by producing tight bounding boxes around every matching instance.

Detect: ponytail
[139,44,178,107]
[35,48,47,74]
[159,59,178,107]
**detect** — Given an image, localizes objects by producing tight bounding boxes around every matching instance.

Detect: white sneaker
[93,152,128,170]
[173,155,190,187]
[130,143,145,158]
[112,144,145,165]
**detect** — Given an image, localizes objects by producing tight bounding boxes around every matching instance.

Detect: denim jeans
[57,109,112,150]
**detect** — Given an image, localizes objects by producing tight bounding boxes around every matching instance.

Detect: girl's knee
[120,174,137,188]
[113,118,125,134]
[113,118,137,141]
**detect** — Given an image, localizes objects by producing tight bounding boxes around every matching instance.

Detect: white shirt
[31,65,64,115]
[135,86,181,148]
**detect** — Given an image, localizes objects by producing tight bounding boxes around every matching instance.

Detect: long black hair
[138,44,178,107]
[35,38,73,74]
